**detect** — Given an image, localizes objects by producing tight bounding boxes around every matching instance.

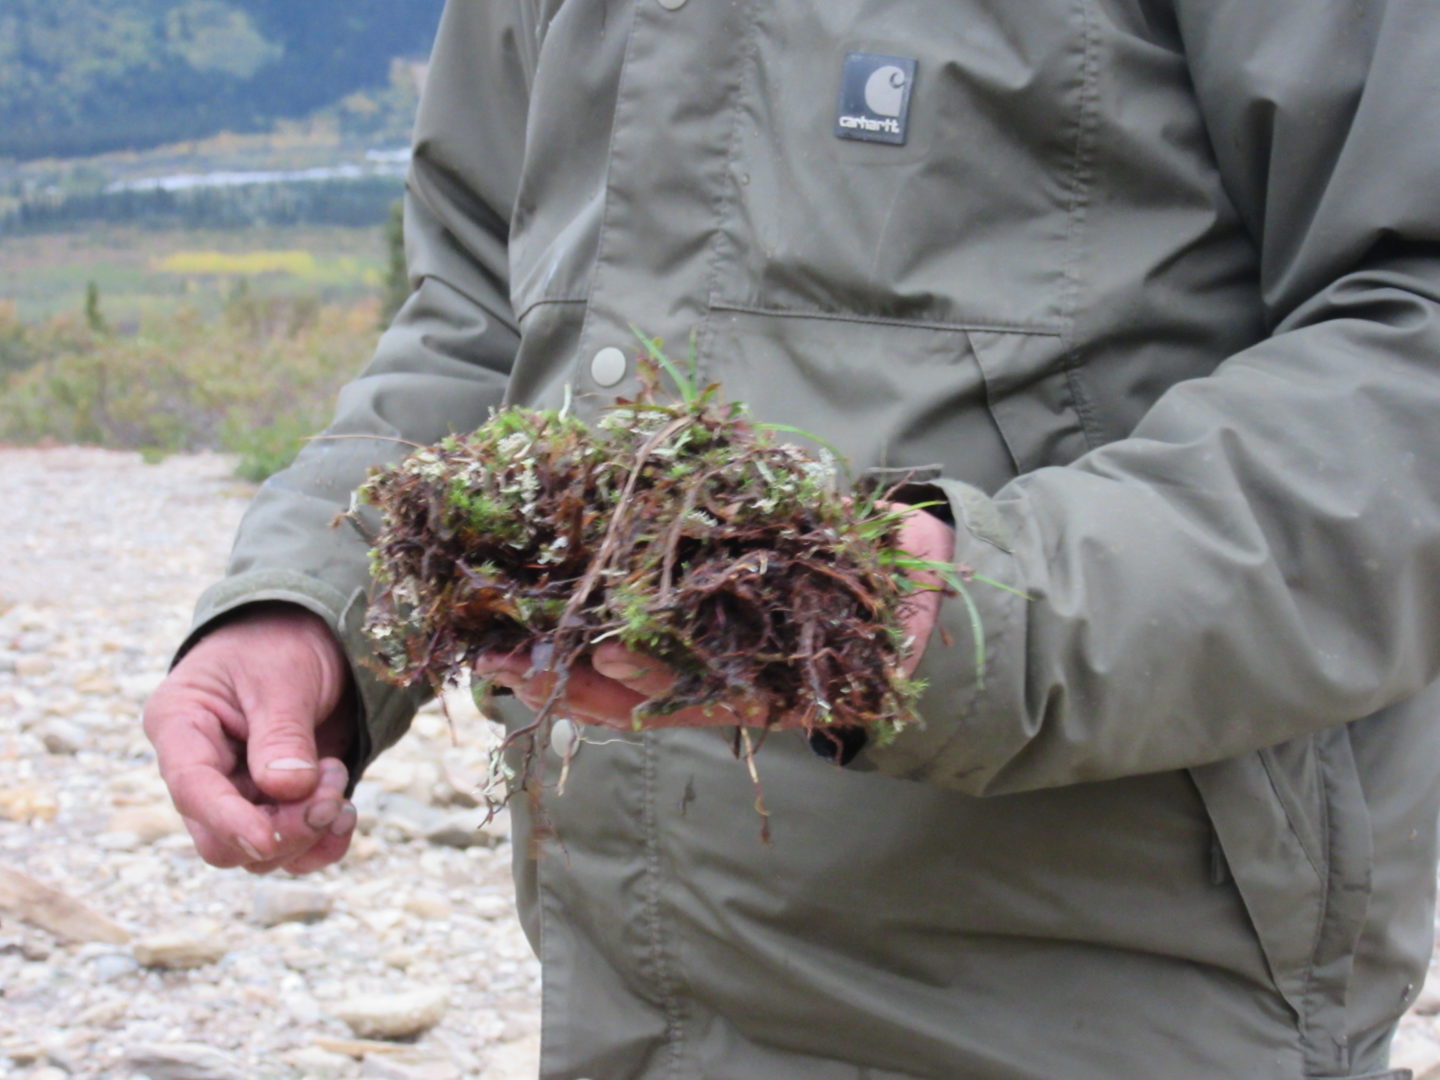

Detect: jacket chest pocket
[711,0,1094,332]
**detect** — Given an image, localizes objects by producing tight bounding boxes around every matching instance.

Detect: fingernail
[320,760,348,788]
[329,803,357,837]
[236,836,265,862]
[267,757,316,772]
[305,799,342,831]
[599,661,650,681]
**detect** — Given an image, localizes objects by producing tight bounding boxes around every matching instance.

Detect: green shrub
[0,292,377,476]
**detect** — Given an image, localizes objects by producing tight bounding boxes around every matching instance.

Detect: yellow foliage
[155,249,319,277]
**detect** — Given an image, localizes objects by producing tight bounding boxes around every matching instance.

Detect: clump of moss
[358,345,954,806]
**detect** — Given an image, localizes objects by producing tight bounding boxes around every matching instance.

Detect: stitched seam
[640,734,687,1073]
[1297,774,1334,1074]
[1256,750,1325,881]
[1060,0,1104,449]
[514,295,587,323]
[695,0,764,377]
[712,301,1064,338]
[570,0,646,364]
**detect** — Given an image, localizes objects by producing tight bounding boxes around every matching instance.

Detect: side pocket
[1190,749,1325,1020]
[1190,727,1376,1078]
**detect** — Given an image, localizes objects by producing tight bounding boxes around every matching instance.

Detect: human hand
[473,504,955,731]
[143,603,359,874]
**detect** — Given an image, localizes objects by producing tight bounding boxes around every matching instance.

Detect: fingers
[234,616,352,803]
[889,503,956,675]
[144,604,358,872]
[591,643,677,698]
[476,650,653,729]
[244,758,357,875]
[476,646,774,730]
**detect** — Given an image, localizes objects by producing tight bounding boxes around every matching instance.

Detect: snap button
[550,717,580,759]
[657,0,687,9]
[590,346,627,387]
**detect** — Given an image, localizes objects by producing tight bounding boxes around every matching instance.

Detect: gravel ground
[0,447,540,1080]
[2,446,1439,1080]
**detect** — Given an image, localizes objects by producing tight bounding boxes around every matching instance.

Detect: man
[145,2,1440,1077]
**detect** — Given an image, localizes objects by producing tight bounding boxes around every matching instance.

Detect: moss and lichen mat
[356,347,969,808]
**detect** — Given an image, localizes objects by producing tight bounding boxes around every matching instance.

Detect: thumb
[220,607,350,802]
[246,697,324,802]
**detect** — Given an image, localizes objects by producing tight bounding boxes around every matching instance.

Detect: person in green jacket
[144,2,1440,1077]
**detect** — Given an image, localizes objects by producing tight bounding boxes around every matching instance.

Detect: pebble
[0,866,132,945]
[281,1046,354,1077]
[123,1042,248,1080]
[132,926,231,970]
[37,719,85,756]
[14,655,54,678]
[107,804,185,844]
[423,809,499,850]
[1392,1026,1440,1080]
[361,1051,462,1080]
[0,786,60,823]
[330,987,451,1040]
[402,891,453,921]
[253,881,334,926]
[86,951,141,981]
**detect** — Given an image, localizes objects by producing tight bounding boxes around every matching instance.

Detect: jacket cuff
[849,477,1028,790]
[181,570,429,787]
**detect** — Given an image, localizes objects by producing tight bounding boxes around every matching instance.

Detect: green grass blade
[631,325,697,404]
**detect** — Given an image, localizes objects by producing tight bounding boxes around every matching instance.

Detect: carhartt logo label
[836,52,916,146]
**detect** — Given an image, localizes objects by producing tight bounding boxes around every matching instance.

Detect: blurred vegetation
[0,283,379,480]
[0,0,443,160]
[1,174,404,236]
[0,223,385,324]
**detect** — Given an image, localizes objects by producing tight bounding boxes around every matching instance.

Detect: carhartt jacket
[194,1,1440,1077]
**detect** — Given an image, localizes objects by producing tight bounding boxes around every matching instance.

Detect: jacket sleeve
[860,0,1440,794]
[187,0,532,773]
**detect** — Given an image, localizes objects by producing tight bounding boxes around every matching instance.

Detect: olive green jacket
[195,1,1440,1076]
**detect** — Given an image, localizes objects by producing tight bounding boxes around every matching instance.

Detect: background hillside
[0,0,446,161]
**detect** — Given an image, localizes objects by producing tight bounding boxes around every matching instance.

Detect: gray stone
[87,950,141,981]
[423,809,500,850]
[37,719,85,755]
[376,794,441,842]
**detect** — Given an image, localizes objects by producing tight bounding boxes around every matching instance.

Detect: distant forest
[0,0,446,160]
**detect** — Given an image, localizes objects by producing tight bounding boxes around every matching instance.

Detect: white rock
[123,1043,247,1080]
[107,804,185,844]
[1416,976,1440,1016]
[330,987,451,1041]
[132,926,230,970]
[282,1046,353,1078]
[361,1051,461,1080]
[1391,1026,1440,1080]
[253,881,334,927]
[0,865,130,944]
[485,1033,541,1080]
[402,890,453,920]
[13,654,53,678]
